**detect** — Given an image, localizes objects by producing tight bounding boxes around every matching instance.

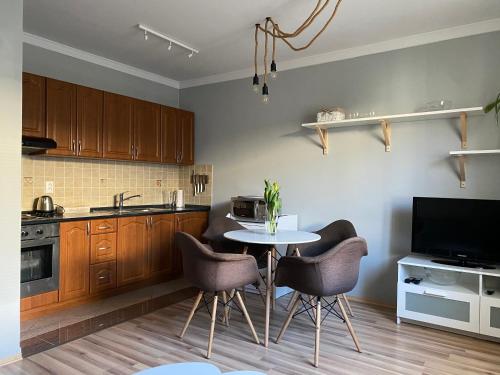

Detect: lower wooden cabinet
[60,221,90,302]
[90,233,117,264]
[90,261,117,295]
[174,211,209,275]
[150,214,176,279]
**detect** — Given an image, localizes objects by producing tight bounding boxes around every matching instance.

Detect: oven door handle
[21,238,58,249]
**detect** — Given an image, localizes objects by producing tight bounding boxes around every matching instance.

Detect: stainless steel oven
[21,223,60,298]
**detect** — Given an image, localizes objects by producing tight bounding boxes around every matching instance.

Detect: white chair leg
[338,297,361,353]
[276,294,301,343]
[286,290,299,311]
[314,297,321,368]
[342,293,354,316]
[207,293,218,359]
[235,291,260,344]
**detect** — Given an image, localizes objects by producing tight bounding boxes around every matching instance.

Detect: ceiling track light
[251,0,343,103]
[138,24,199,57]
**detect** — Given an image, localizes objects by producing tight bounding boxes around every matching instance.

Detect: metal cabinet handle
[98,275,107,280]
[86,222,90,236]
[98,246,110,251]
[72,140,76,154]
[131,145,134,159]
[98,225,110,230]
[78,140,82,155]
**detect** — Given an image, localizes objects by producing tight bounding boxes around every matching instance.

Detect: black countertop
[21,204,210,225]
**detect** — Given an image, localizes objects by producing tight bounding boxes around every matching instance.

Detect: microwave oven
[230,196,267,222]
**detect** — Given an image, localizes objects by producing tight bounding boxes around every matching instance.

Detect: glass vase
[265,208,278,235]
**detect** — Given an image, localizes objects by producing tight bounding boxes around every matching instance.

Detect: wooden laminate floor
[2,294,500,375]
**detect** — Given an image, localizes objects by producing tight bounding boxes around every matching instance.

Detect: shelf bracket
[458,155,466,188]
[315,126,328,155]
[460,112,467,149]
[380,120,391,152]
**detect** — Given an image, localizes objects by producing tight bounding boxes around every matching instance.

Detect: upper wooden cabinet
[177,109,195,165]
[133,100,161,162]
[59,221,90,302]
[22,73,46,138]
[103,92,134,160]
[77,86,103,158]
[46,78,77,156]
[161,106,178,164]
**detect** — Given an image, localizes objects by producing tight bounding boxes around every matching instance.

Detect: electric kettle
[34,195,55,213]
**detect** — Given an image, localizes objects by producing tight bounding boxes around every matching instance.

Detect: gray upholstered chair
[285,220,359,316]
[274,233,368,367]
[176,232,260,359]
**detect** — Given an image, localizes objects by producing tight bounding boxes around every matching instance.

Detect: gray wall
[0,0,22,362]
[180,32,500,305]
[24,44,179,107]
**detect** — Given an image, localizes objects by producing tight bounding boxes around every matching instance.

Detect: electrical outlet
[45,181,54,194]
[156,179,162,187]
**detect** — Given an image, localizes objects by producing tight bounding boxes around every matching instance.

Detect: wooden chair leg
[222,291,229,326]
[337,297,362,353]
[314,297,321,368]
[286,290,299,311]
[235,291,260,344]
[179,290,203,338]
[342,293,354,317]
[276,294,301,343]
[207,293,218,359]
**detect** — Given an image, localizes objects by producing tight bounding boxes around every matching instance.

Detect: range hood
[22,136,57,155]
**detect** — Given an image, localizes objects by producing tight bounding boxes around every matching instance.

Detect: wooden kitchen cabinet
[173,211,209,275]
[150,214,175,279]
[76,85,103,158]
[59,221,90,302]
[117,216,150,286]
[133,99,161,162]
[22,72,46,137]
[176,109,195,165]
[103,92,134,160]
[90,233,117,264]
[161,106,178,164]
[46,78,77,156]
[90,261,117,295]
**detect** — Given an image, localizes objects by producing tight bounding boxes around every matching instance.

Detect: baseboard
[0,353,22,367]
[345,294,396,310]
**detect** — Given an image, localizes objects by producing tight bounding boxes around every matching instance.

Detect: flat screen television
[411,197,500,266]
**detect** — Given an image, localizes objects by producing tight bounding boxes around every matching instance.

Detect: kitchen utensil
[173,189,184,208]
[34,195,55,213]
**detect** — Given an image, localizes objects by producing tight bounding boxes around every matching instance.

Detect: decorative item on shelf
[484,91,500,126]
[416,99,452,112]
[263,179,281,235]
[251,0,344,103]
[317,107,345,122]
[191,172,209,196]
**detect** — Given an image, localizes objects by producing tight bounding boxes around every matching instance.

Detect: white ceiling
[24,0,500,87]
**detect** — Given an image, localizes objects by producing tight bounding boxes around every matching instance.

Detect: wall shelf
[302,107,484,155]
[449,150,500,188]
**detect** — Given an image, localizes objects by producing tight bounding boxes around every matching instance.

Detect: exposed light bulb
[252,74,259,94]
[188,50,194,58]
[270,60,277,80]
[262,83,269,104]
[168,42,172,51]
[144,31,148,41]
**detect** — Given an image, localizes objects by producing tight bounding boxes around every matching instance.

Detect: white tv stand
[397,255,500,339]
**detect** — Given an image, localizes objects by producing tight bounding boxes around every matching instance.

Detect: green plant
[264,179,281,234]
[484,92,500,126]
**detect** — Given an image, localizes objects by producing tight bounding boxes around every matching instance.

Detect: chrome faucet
[116,191,142,210]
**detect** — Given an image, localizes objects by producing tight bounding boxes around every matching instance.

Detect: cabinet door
[103,92,133,160]
[150,214,175,279]
[177,110,194,165]
[133,99,161,162]
[60,221,90,301]
[90,261,116,295]
[22,73,46,137]
[161,106,178,164]
[77,85,103,158]
[117,216,149,286]
[46,78,77,156]
[174,212,209,275]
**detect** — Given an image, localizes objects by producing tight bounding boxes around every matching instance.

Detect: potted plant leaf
[484,92,500,126]
[264,179,281,234]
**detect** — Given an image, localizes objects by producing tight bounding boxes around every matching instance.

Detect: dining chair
[274,235,368,367]
[285,220,358,316]
[176,232,260,359]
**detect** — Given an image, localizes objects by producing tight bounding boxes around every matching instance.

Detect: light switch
[45,181,54,194]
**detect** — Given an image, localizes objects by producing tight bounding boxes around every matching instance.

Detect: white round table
[224,229,320,347]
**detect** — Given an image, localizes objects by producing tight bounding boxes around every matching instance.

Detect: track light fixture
[251,0,343,103]
[138,24,199,59]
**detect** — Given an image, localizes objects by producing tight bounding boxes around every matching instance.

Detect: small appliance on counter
[173,189,185,208]
[32,196,65,217]
[230,196,266,222]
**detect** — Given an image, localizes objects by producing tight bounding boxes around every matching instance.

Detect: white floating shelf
[449,149,500,188]
[449,149,500,156]
[302,107,484,154]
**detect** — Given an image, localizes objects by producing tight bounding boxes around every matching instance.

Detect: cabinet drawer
[90,233,117,264]
[91,218,117,234]
[90,262,116,295]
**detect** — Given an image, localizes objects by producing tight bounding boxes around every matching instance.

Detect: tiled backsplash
[22,156,212,211]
